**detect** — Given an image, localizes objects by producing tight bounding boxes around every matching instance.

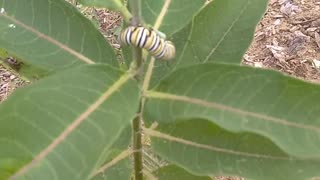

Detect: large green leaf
[150,0,268,86]
[141,0,206,36]
[77,0,126,11]
[0,0,118,72]
[153,165,211,180]
[0,65,139,179]
[144,63,320,158]
[146,119,320,180]
[174,0,268,65]
[91,126,133,180]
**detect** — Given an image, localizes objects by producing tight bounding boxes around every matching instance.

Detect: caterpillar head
[161,41,176,60]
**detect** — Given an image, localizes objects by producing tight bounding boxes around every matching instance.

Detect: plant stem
[116,0,132,23]
[133,105,143,180]
[129,0,142,26]
[129,0,143,79]
[130,0,144,179]
[130,0,143,78]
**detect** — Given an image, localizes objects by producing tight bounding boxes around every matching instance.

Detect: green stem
[133,107,143,180]
[129,0,142,26]
[117,2,133,23]
[129,0,143,79]
[130,0,143,179]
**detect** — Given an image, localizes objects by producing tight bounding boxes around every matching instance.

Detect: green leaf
[153,165,211,180]
[0,65,139,179]
[77,0,125,12]
[150,0,268,86]
[144,63,320,158]
[0,0,118,72]
[147,119,320,180]
[174,0,268,64]
[141,0,206,36]
[0,48,8,58]
[91,156,131,180]
[91,126,133,180]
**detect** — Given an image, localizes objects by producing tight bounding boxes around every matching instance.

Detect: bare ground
[245,0,320,83]
[0,64,28,102]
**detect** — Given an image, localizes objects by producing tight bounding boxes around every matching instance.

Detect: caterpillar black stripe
[119,26,175,60]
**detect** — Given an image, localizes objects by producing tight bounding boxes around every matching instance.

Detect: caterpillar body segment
[119,26,175,60]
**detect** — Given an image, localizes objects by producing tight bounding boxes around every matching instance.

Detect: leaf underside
[145,63,320,158]
[0,65,139,179]
[149,119,320,180]
[150,0,268,87]
[141,0,206,36]
[144,63,320,179]
[0,0,118,73]
[153,165,211,180]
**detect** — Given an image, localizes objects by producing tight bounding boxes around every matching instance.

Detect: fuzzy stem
[133,106,143,180]
[129,0,142,26]
[130,0,144,179]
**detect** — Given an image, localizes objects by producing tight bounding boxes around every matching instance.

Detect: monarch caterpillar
[119,26,175,60]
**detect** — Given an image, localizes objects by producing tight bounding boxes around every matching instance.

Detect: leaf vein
[0,13,94,64]
[203,0,251,63]
[144,128,291,160]
[146,91,320,132]
[10,73,132,179]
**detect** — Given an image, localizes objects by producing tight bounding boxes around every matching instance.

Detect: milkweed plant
[0,0,320,180]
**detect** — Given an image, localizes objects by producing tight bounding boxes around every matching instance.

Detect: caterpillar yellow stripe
[119,26,176,60]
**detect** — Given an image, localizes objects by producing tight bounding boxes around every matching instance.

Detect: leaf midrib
[146,91,320,133]
[144,128,301,161]
[176,0,252,65]
[203,0,251,63]
[10,72,133,179]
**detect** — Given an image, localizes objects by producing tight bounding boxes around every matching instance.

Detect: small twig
[290,17,318,25]
[105,17,122,30]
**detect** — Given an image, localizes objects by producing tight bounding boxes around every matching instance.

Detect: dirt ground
[0,64,28,102]
[245,0,320,83]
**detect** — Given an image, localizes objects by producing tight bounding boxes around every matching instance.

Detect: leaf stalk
[116,0,133,23]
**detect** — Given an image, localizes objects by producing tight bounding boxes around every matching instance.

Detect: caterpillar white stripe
[119,26,176,60]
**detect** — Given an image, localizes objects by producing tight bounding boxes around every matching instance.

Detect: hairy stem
[129,0,142,26]
[130,0,144,179]
[133,106,143,180]
[129,0,143,80]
